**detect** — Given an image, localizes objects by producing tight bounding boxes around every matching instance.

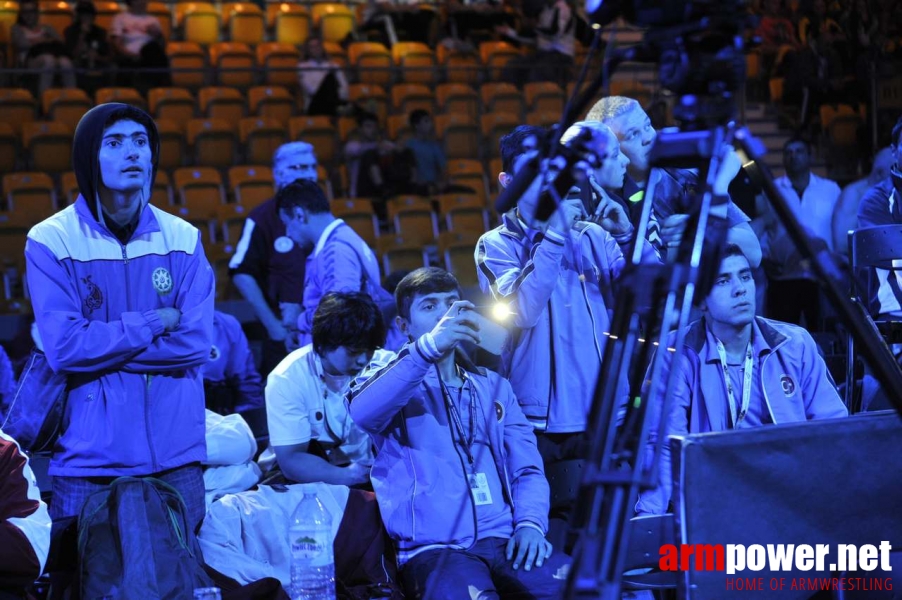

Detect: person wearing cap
[229,142,319,376]
[25,103,215,528]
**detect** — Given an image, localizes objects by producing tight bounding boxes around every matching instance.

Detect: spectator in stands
[476,125,655,513]
[763,136,841,328]
[25,104,215,529]
[498,0,576,86]
[833,146,894,257]
[0,429,51,593]
[345,112,415,216]
[753,0,800,77]
[11,0,76,97]
[63,1,111,96]
[586,96,762,267]
[201,311,264,416]
[635,244,847,515]
[298,36,350,117]
[276,180,400,349]
[265,292,390,486]
[229,142,317,377]
[856,117,902,317]
[109,0,170,93]
[405,109,449,196]
[349,267,570,599]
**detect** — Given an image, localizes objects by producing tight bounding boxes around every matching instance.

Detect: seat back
[224,2,264,44]
[268,3,310,45]
[247,86,294,126]
[256,42,300,87]
[238,118,286,165]
[209,42,254,87]
[166,41,207,89]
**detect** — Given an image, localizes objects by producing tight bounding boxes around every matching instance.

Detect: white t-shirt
[265,345,387,466]
[110,12,161,57]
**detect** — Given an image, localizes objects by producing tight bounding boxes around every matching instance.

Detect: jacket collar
[75,194,161,243]
[685,316,788,362]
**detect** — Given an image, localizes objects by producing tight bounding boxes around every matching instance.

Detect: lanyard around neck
[715,339,754,427]
[436,365,476,466]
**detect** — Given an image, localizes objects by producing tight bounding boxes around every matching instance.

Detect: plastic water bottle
[289,490,335,599]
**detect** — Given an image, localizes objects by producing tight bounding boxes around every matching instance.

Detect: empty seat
[95,87,146,109]
[222,2,264,44]
[337,116,358,142]
[42,87,92,131]
[442,237,480,287]
[0,88,36,135]
[3,172,57,223]
[151,170,173,207]
[438,193,488,233]
[208,42,254,87]
[478,41,520,81]
[434,113,479,161]
[247,86,294,126]
[0,2,20,55]
[146,2,173,40]
[392,42,436,86]
[447,159,489,206]
[435,83,479,120]
[22,121,71,172]
[175,2,220,45]
[214,203,250,248]
[60,170,78,205]
[331,198,378,247]
[288,116,338,166]
[310,3,354,44]
[166,41,207,89]
[524,81,565,114]
[387,195,437,245]
[386,114,413,144]
[38,0,72,37]
[437,44,480,86]
[198,86,245,126]
[390,83,434,117]
[481,112,520,159]
[256,42,300,87]
[316,164,334,200]
[376,235,427,274]
[228,165,273,210]
[239,117,286,165]
[0,122,16,173]
[526,110,560,128]
[149,87,196,131]
[480,82,524,119]
[172,167,225,215]
[186,118,237,169]
[348,83,387,125]
[154,118,185,171]
[347,42,392,87]
[267,2,310,45]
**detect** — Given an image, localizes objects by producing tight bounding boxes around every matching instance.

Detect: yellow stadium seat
[435,83,478,120]
[438,229,482,251]
[434,113,479,161]
[175,2,220,45]
[480,82,524,119]
[447,159,489,206]
[322,40,347,65]
[3,171,57,224]
[392,42,436,86]
[60,170,78,205]
[347,42,391,87]
[154,118,185,171]
[228,165,273,210]
[22,121,70,172]
[481,112,520,158]
[186,118,236,169]
[390,83,434,117]
[524,81,565,114]
[267,2,310,45]
[348,83,387,125]
[437,45,480,86]
[247,85,294,127]
[311,3,354,43]
[0,88,36,135]
[211,203,246,250]
[38,0,72,37]
[172,166,225,215]
[769,77,784,103]
[337,116,357,142]
[208,42,254,88]
[478,41,519,81]
[91,0,120,32]
[198,86,245,126]
[288,116,338,165]
[0,122,15,173]
[386,114,412,144]
[316,164,333,200]
[256,42,299,87]
[443,238,479,287]
[151,170,173,207]
[376,235,428,274]
[146,1,173,40]
[0,220,28,273]
[166,41,207,89]
[148,87,196,132]
[526,110,559,128]
[95,87,147,110]
[331,198,378,247]
[0,1,19,51]
[222,2,264,44]
[239,117,286,165]
[608,80,652,107]
[42,87,92,131]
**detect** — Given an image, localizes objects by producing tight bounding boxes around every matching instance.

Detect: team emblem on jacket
[152,268,173,294]
[494,401,505,422]
[274,236,294,253]
[210,345,220,361]
[780,374,796,397]
[82,275,103,314]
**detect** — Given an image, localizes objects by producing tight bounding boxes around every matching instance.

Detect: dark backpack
[78,476,214,600]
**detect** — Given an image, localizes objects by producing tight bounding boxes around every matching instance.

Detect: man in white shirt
[765,136,841,328]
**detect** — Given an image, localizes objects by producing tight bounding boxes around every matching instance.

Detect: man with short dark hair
[350,267,569,599]
[26,104,215,527]
[277,180,400,349]
[265,292,390,486]
[636,244,847,515]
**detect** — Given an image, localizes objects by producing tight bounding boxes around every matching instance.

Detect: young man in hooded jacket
[25,103,215,528]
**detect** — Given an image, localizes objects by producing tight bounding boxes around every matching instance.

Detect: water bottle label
[291,530,330,565]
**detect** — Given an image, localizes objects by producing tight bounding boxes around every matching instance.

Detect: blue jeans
[401,537,571,600]
[49,463,206,533]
